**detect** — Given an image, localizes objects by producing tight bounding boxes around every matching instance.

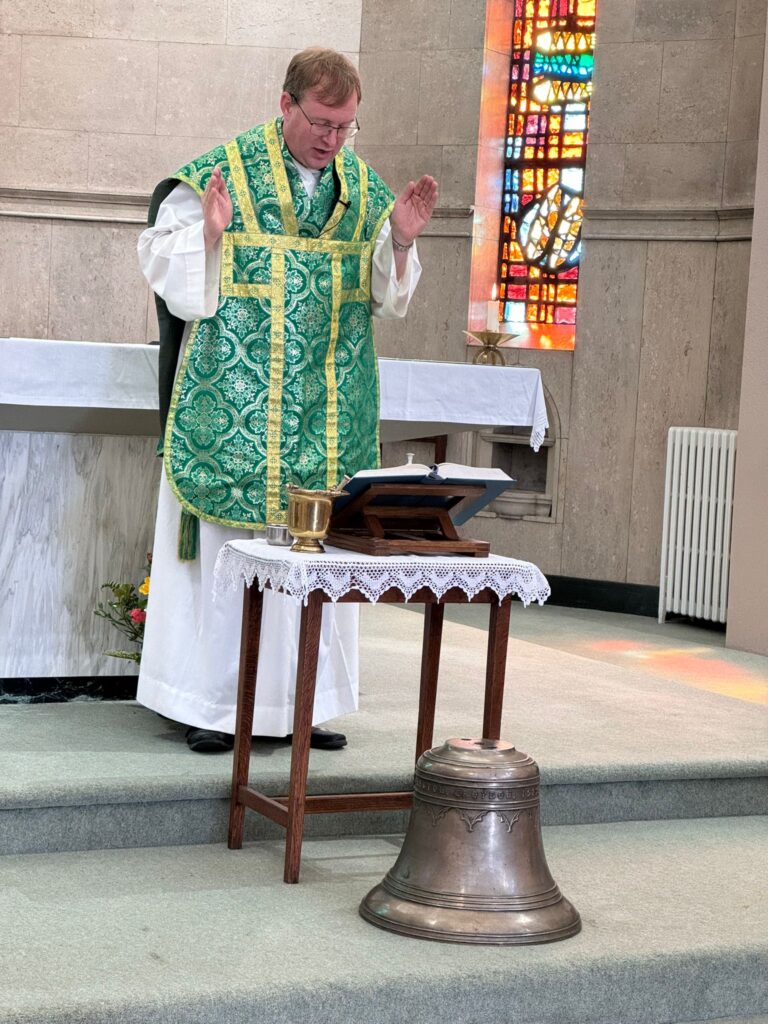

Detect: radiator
[658,427,738,624]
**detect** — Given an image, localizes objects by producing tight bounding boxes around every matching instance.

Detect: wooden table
[216,542,551,883]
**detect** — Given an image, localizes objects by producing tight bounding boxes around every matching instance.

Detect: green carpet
[1,817,765,1024]
[2,605,766,854]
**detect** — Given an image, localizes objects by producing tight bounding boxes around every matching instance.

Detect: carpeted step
[1,817,765,1024]
[1,700,766,855]
[2,605,765,855]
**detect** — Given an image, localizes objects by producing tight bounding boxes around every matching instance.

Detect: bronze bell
[360,738,581,944]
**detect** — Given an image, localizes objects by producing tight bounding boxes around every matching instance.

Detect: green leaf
[104,649,142,663]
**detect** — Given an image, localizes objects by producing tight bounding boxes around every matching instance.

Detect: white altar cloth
[1,339,548,448]
[214,538,551,607]
[378,358,548,452]
[1,338,157,409]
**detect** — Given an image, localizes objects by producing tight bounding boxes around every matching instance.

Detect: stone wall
[465,0,766,587]
[726,17,768,655]
[563,0,765,585]
[2,0,766,594]
[0,1,363,342]
[355,0,485,363]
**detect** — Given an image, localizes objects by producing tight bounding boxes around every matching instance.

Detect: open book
[334,461,515,526]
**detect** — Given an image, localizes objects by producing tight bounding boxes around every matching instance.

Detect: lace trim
[213,541,551,607]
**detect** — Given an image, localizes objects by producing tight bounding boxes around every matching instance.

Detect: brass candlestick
[464,330,517,365]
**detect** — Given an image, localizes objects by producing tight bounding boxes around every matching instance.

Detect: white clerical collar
[289,157,322,198]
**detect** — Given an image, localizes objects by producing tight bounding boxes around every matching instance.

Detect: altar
[0,338,548,678]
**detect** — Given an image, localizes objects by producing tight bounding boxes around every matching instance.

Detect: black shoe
[294,726,347,750]
[185,728,234,753]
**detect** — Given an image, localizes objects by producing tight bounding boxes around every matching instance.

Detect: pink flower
[129,608,147,625]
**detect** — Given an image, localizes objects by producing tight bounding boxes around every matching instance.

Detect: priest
[137,47,438,752]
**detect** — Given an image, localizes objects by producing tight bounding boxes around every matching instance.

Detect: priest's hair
[283,47,362,106]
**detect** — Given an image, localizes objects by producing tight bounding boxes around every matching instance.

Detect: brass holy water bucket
[360,738,581,944]
[285,484,341,553]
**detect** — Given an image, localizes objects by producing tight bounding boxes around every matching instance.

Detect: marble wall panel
[370,312,409,361]
[397,235,473,363]
[94,0,227,43]
[0,431,159,677]
[356,51,421,146]
[551,436,570,529]
[449,0,488,50]
[2,0,94,36]
[469,514,565,575]
[468,225,500,330]
[726,2,768,654]
[483,0,515,55]
[583,144,626,211]
[0,218,51,338]
[19,37,159,135]
[589,43,664,144]
[478,47,512,149]
[227,0,361,52]
[87,133,224,194]
[0,33,20,126]
[622,143,725,207]
[656,40,731,143]
[353,143,442,197]
[374,235,472,362]
[417,50,484,146]
[626,241,717,584]
[634,0,736,40]
[561,241,648,581]
[474,142,504,217]
[155,43,293,138]
[360,0,451,52]
[723,140,758,205]
[736,0,768,34]
[727,33,766,141]
[0,127,89,191]
[595,0,637,42]
[47,222,149,343]
[439,145,480,208]
[705,241,750,429]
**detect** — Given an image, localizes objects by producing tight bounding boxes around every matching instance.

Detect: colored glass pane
[493,0,595,350]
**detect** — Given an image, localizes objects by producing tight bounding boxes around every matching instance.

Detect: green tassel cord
[178,508,199,561]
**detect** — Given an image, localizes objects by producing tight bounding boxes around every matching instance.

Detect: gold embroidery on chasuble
[163,119,395,529]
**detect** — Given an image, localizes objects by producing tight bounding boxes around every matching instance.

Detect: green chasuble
[155,118,395,531]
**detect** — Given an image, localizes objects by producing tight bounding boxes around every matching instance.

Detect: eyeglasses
[289,95,359,139]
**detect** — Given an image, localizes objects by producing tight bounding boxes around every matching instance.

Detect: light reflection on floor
[584,639,768,705]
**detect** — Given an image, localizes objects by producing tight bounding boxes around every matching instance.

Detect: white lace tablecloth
[213,539,551,607]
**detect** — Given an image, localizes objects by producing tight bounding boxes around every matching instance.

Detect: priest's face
[279,88,358,170]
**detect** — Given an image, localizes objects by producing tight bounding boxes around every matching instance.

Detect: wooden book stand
[327,483,491,557]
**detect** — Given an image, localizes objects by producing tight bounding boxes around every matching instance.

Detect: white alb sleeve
[370,220,422,320]
[137,183,221,322]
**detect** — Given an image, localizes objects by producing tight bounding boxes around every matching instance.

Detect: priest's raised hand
[390,174,439,247]
[202,167,233,250]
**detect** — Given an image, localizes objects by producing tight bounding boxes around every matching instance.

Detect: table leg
[228,584,264,850]
[284,590,324,884]
[415,603,444,762]
[482,597,511,740]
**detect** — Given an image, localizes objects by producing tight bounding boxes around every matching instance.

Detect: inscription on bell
[418,780,540,803]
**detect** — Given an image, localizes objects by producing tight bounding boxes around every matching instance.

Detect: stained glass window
[495,0,595,349]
